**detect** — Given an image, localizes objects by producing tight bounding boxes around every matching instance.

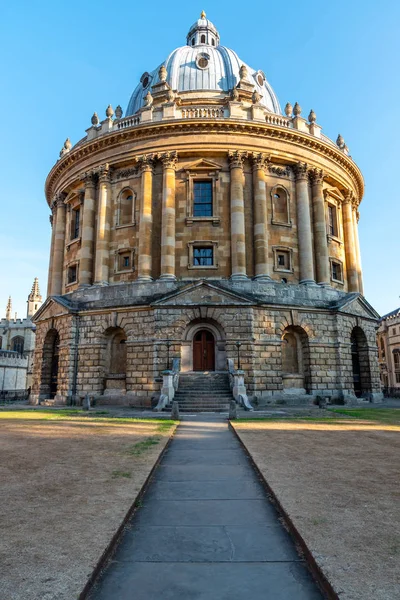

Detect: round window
[140,72,151,88]
[142,76,149,88]
[196,53,210,70]
[257,74,264,86]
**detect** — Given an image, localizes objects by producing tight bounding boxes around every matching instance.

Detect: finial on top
[308,109,316,123]
[6,296,12,321]
[200,10,206,18]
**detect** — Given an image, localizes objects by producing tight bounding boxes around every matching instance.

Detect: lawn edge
[78,421,178,600]
[229,421,339,600]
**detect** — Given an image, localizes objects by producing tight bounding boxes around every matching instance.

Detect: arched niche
[103,327,127,395]
[350,326,371,397]
[40,329,60,400]
[117,188,135,227]
[181,319,226,372]
[271,185,291,226]
[281,325,310,393]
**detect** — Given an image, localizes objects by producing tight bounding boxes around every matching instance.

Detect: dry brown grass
[232,417,400,600]
[0,411,176,600]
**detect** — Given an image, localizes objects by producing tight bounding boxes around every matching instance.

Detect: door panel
[193,330,215,371]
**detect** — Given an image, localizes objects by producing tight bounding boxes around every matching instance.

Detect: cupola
[186,11,220,47]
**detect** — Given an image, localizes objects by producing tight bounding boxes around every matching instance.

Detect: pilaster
[228,150,247,280]
[137,155,155,282]
[250,152,270,280]
[309,168,330,286]
[79,171,97,288]
[293,162,315,284]
[94,164,112,286]
[160,151,177,280]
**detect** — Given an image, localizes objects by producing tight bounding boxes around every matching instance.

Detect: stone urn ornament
[159,65,167,82]
[284,102,293,117]
[293,102,302,116]
[252,89,261,104]
[115,105,123,119]
[308,109,316,123]
[106,104,114,118]
[144,91,153,107]
[91,112,99,126]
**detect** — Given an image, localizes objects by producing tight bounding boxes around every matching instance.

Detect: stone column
[343,192,359,292]
[353,204,364,294]
[228,150,247,279]
[50,194,67,295]
[251,153,270,280]
[310,168,330,285]
[79,171,97,287]
[47,206,56,296]
[160,151,177,280]
[137,155,154,282]
[94,164,112,286]
[294,163,315,284]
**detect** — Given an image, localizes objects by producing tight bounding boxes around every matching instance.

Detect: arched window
[200,34,206,43]
[192,38,195,46]
[211,38,215,46]
[118,189,134,226]
[105,327,127,376]
[281,326,311,393]
[271,186,290,225]
[11,336,24,354]
[380,337,385,358]
[282,332,298,373]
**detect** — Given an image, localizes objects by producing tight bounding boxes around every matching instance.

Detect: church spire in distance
[27,277,42,318]
[5,296,12,320]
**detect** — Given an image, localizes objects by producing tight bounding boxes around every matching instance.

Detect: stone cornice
[45,119,364,203]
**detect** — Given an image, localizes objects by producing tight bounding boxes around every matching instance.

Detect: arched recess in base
[281,325,311,394]
[40,328,60,400]
[351,326,371,397]
[103,327,127,395]
[181,318,227,372]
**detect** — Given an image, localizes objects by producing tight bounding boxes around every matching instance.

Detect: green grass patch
[111,470,132,479]
[0,409,178,427]
[328,408,400,425]
[125,436,162,456]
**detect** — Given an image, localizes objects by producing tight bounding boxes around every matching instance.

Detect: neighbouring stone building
[0,279,42,394]
[31,13,382,407]
[377,307,400,396]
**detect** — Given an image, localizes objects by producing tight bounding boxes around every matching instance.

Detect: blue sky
[1,0,399,317]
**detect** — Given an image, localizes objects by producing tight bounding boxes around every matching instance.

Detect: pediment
[336,294,380,320]
[153,281,254,307]
[182,158,223,172]
[32,296,73,323]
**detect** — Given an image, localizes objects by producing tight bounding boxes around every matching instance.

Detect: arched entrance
[281,325,311,394]
[103,327,127,394]
[40,329,60,400]
[351,327,371,397]
[193,329,215,371]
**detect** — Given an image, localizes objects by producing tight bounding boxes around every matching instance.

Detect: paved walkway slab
[88,417,323,600]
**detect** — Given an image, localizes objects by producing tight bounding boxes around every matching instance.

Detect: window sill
[188,264,219,270]
[273,267,293,274]
[327,234,343,245]
[115,223,135,230]
[271,220,292,228]
[66,237,81,249]
[114,269,135,274]
[186,216,220,227]
[331,277,344,285]
[65,280,78,288]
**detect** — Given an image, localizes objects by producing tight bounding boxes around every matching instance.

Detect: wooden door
[193,330,215,371]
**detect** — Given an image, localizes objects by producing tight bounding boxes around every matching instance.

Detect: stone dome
[126,13,281,116]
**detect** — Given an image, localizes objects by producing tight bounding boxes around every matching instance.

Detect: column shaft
[160,152,177,280]
[343,194,359,292]
[79,172,96,287]
[137,156,154,281]
[353,205,364,294]
[94,165,112,285]
[229,151,247,279]
[310,169,330,285]
[51,196,66,295]
[251,154,270,279]
[294,163,315,284]
[47,207,56,296]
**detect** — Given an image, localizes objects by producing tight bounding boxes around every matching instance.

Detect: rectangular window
[193,180,213,217]
[331,261,343,282]
[67,264,77,284]
[328,205,337,237]
[393,328,397,335]
[70,208,80,240]
[274,248,291,272]
[193,247,213,266]
[278,253,286,267]
[118,253,131,271]
[394,353,400,369]
[396,372,400,384]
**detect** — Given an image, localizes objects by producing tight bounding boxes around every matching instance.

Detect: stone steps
[172,372,232,412]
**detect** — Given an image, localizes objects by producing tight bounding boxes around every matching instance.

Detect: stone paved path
[88,416,323,599]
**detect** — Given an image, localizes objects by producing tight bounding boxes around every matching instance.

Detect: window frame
[188,241,219,270]
[193,180,213,218]
[114,248,135,274]
[66,262,79,286]
[11,336,24,354]
[272,246,293,274]
[184,161,221,226]
[329,258,344,284]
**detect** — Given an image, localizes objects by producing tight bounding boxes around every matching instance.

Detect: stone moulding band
[45,119,364,203]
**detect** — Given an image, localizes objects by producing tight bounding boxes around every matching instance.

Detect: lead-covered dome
[126,12,281,116]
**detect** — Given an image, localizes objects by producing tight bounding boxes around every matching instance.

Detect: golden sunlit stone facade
[31,14,382,407]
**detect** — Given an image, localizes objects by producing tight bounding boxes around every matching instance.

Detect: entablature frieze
[45,120,364,204]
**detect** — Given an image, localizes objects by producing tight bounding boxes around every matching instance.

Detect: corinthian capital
[250,152,269,171]
[293,162,309,181]
[98,163,112,182]
[52,191,67,209]
[228,150,247,169]
[343,190,354,205]
[309,168,324,185]
[137,154,155,173]
[80,170,97,188]
[159,151,178,169]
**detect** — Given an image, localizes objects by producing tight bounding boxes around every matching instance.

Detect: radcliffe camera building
[31,14,382,406]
